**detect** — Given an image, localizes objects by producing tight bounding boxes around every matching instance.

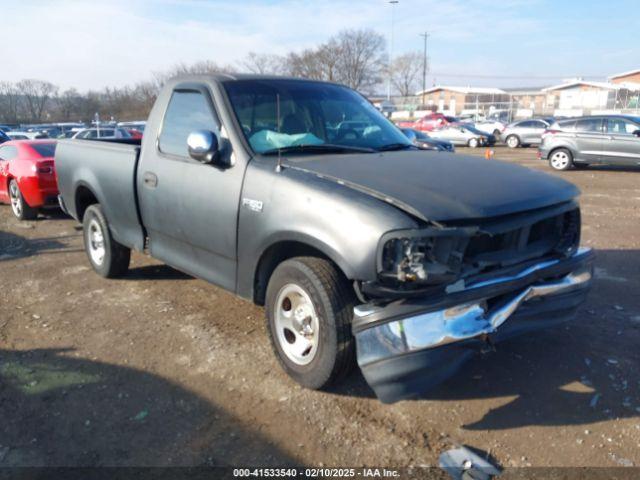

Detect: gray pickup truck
[56,74,594,403]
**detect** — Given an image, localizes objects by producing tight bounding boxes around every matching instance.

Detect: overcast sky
[1,0,638,92]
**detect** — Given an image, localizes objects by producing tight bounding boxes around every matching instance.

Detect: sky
[0,0,638,92]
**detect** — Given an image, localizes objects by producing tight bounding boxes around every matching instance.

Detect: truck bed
[55,138,146,251]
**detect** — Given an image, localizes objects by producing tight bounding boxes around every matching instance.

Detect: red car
[397,112,459,132]
[0,140,58,220]
[126,129,143,139]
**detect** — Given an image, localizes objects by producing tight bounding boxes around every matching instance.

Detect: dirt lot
[0,146,639,470]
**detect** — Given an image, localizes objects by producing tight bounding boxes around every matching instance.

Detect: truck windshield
[224,79,411,154]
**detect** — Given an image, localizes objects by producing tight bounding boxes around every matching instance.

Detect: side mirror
[187,130,219,164]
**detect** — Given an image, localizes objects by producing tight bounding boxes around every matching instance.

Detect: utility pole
[387,0,399,101]
[420,32,429,107]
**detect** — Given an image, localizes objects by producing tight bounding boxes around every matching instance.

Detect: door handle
[143,171,158,188]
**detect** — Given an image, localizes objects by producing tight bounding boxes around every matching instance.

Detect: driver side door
[137,85,244,291]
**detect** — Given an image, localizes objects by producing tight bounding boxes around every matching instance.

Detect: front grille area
[462,207,580,276]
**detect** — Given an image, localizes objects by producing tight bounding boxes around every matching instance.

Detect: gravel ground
[0,146,639,470]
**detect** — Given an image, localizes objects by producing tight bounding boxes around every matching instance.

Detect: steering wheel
[335,127,361,142]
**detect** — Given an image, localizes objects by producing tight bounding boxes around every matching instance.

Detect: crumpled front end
[354,232,594,403]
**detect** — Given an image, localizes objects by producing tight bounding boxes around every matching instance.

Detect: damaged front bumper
[353,247,594,403]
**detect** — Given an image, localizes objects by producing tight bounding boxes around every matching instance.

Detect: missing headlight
[378,231,472,287]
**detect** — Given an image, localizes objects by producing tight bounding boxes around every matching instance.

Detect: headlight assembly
[377,228,475,287]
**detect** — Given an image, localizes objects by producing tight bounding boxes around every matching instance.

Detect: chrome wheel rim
[551,151,570,169]
[274,284,320,365]
[88,218,106,265]
[9,182,22,217]
[507,136,518,148]
[469,138,478,148]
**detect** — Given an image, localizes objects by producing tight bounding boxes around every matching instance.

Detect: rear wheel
[8,179,38,220]
[82,204,131,278]
[506,135,520,148]
[549,148,573,171]
[468,137,479,148]
[266,257,356,390]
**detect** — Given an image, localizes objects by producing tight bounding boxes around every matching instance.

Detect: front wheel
[548,148,573,171]
[468,138,479,148]
[82,204,131,278]
[8,179,38,220]
[266,257,356,390]
[506,135,520,148]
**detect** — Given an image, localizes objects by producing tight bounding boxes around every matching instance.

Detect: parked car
[0,140,58,220]
[126,129,144,140]
[55,74,593,404]
[72,128,132,139]
[397,112,459,132]
[474,119,506,137]
[540,115,640,171]
[117,121,146,133]
[501,119,551,148]
[401,128,455,152]
[428,124,493,148]
[6,131,48,140]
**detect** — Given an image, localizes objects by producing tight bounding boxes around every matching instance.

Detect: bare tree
[241,52,284,74]
[56,88,84,121]
[0,81,22,123]
[390,52,423,97]
[281,30,385,89]
[334,29,386,91]
[284,48,327,80]
[315,39,343,82]
[16,79,58,122]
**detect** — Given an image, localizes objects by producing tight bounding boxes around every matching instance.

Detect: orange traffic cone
[484,148,494,160]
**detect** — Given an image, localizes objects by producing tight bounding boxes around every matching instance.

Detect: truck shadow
[0,348,298,467]
[333,248,640,430]
[125,264,192,281]
[0,230,82,262]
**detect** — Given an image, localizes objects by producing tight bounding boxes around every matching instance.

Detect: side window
[0,146,18,160]
[575,118,602,133]
[606,118,638,134]
[159,89,218,158]
[532,121,547,128]
[518,121,534,128]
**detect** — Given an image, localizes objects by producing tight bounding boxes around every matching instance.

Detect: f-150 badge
[242,198,263,213]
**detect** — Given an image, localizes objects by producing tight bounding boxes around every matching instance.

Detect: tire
[548,148,573,171]
[506,135,520,148]
[493,129,501,137]
[468,138,479,148]
[265,256,356,390]
[82,204,131,278]
[8,179,38,220]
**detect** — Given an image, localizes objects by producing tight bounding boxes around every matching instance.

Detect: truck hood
[285,150,579,222]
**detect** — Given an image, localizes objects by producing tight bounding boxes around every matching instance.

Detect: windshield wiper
[262,144,375,155]
[376,143,416,152]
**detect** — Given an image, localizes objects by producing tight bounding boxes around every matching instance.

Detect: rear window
[557,120,576,131]
[31,143,57,157]
[575,118,602,133]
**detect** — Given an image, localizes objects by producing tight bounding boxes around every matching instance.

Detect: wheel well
[548,146,573,160]
[75,186,99,222]
[253,241,341,306]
